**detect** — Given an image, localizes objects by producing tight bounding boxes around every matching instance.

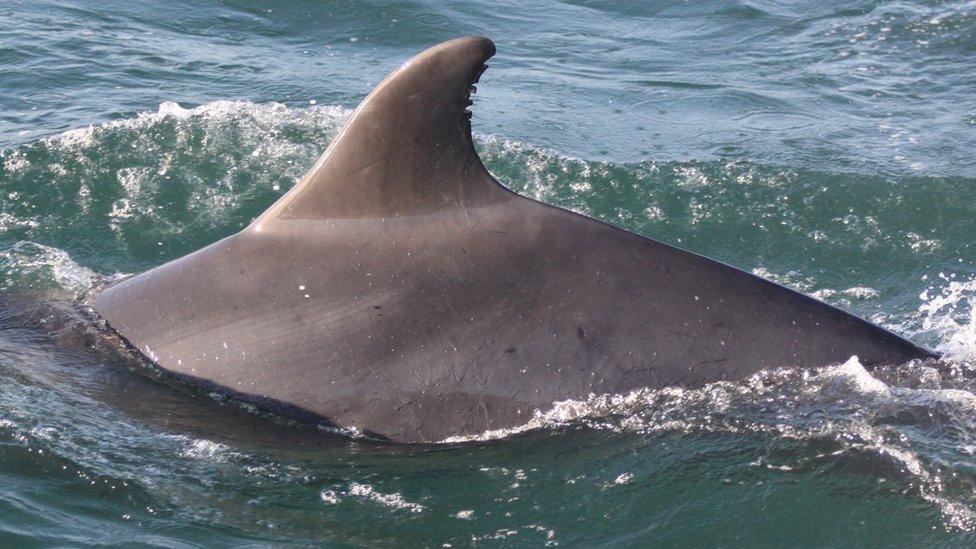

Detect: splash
[0,241,98,296]
[443,355,976,530]
[918,274,976,362]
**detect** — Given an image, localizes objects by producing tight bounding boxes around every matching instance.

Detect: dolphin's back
[95,37,934,442]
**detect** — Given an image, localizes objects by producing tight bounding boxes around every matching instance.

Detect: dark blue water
[1,0,975,545]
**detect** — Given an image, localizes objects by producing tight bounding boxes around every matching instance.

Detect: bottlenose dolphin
[95,37,937,442]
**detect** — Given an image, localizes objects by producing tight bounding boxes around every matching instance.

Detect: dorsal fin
[253,36,505,224]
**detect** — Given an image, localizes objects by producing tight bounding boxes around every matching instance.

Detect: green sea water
[1,0,975,546]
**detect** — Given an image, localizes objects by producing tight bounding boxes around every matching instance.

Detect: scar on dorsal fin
[253,36,507,224]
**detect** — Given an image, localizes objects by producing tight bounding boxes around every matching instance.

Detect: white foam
[44,100,351,141]
[0,212,40,233]
[320,489,341,505]
[810,355,891,397]
[0,241,98,295]
[167,435,245,465]
[613,472,633,485]
[318,482,425,513]
[918,275,976,362]
[346,482,424,513]
[2,150,29,173]
[440,353,976,530]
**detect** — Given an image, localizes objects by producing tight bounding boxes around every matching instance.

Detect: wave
[444,355,976,529]
[1,99,973,274]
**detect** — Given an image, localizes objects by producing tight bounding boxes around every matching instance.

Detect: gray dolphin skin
[95,36,938,442]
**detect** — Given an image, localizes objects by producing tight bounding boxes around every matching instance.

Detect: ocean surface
[1,0,975,545]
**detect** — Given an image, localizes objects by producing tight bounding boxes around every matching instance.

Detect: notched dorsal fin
[255,36,505,223]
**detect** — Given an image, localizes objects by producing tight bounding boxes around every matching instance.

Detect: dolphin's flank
[94,36,937,442]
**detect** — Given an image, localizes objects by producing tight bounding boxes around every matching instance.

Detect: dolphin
[94,36,937,442]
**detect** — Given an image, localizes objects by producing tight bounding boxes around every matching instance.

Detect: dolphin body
[95,37,937,442]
